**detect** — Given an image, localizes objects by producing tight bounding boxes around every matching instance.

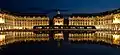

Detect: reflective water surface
[0,31,120,55]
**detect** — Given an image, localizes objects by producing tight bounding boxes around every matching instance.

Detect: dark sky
[1,0,120,14]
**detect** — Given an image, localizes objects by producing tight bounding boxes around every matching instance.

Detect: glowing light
[112,35,120,45]
[0,18,5,23]
[55,23,63,25]
[113,35,120,40]
[0,35,5,41]
[54,33,63,39]
[95,26,100,29]
[113,17,120,23]
[55,33,63,36]
[14,27,23,29]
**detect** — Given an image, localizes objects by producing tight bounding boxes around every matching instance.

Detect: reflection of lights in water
[58,41,61,47]
[0,35,5,41]
[54,33,63,39]
[57,40,61,47]
[14,27,23,29]
[113,35,120,40]
[112,35,120,45]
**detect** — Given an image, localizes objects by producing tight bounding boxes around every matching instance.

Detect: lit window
[55,27,58,28]
[87,27,92,29]
[113,17,120,23]
[0,35,5,41]
[0,18,5,23]
[80,27,84,29]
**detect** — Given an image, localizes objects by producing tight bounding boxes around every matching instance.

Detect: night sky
[1,0,120,15]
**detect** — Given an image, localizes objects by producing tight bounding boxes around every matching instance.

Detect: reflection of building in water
[69,31,120,45]
[0,32,49,46]
[112,35,120,45]
[0,31,120,47]
[0,34,5,45]
[54,33,64,40]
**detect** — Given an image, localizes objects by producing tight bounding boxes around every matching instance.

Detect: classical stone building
[68,13,120,30]
[0,12,49,30]
[53,14,64,26]
[0,9,120,30]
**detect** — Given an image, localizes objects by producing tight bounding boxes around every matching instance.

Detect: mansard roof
[11,13,47,17]
[0,9,47,17]
[1,8,120,18]
[70,13,99,17]
[70,8,120,17]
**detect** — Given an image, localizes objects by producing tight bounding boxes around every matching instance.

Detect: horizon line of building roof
[0,8,120,17]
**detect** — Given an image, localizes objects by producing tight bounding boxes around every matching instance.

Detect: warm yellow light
[112,35,120,45]
[14,27,23,29]
[113,35,120,40]
[113,18,120,23]
[0,18,5,23]
[95,26,101,29]
[55,23,63,25]
[0,35,5,41]
[55,33,63,36]
[54,33,63,39]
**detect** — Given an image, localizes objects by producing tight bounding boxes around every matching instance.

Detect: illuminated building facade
[68,13,120,30]
[12,14,49,29]
[0,9,120,30]
[69,16,95,26]
[0,12,49,30]
[53,14,64,26]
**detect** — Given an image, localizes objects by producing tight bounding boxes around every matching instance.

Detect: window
[80,27,84,29]
[87,27,92,29]
[55,27,58,29]
[0,18,5,23]
[38,27,42,29]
